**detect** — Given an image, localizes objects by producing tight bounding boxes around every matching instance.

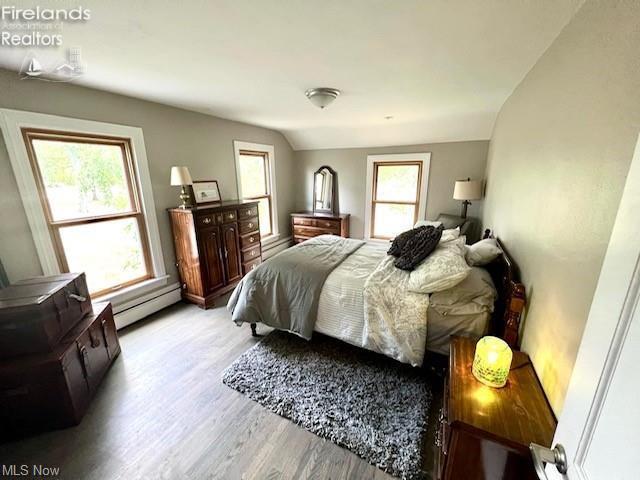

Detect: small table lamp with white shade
[170,166,193,208]
[453,178,483,219]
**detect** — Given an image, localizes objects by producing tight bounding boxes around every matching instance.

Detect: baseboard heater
[111,282,181,330]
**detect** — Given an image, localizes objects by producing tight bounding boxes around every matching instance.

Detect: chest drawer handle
[228,213,235,219]
[249,236,255,243]
[248,222,254,229]
[202,217,212,224]
[246,209,253,215]
[324,222,331,227]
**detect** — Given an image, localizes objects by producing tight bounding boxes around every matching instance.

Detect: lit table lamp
[170,166,193,208]
[472,336,513,388]
[453,178,483,219]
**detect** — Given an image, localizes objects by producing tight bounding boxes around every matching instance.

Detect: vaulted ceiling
[0,0,583,150]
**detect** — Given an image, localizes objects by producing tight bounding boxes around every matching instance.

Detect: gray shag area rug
[222,331,432,479]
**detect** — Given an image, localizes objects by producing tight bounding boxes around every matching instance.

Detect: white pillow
[413,220,442,228]
[440,227,460,243]
[407,237,471,293]
[465,238,502,266]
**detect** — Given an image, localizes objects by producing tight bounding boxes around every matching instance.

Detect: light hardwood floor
[0,300,440,480]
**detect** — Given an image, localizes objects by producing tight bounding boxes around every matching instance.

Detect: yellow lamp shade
[472,336,513,388]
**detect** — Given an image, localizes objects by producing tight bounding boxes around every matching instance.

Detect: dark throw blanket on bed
[227,235,365,339]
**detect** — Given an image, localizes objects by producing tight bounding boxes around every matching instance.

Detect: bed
[228,229,525,365]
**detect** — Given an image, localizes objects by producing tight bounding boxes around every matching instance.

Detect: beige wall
[295,141,489,239]
[0,68,295,285]
[482,0,640,414]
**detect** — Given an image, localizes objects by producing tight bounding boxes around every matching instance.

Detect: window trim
[0,108,168,300]
[22,128,154,297]
[233,140,279,243]
[364,153,431,241]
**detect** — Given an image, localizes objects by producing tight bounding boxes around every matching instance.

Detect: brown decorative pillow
[387,226,427,257]
[394,225,444,271]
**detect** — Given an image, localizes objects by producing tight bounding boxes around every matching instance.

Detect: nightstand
[436,336,557,480]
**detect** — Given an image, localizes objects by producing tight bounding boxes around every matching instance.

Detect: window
[365,153,431,240]
[22,129,152,296]
[1,109,168,306]
[233,141,279,240]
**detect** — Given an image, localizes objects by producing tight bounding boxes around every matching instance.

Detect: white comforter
[314,241,494,363]
[315,242,430,366]
[362,255,430,366]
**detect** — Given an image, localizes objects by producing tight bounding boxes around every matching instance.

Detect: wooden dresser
[437,336,556,480]
[290,212,350,244]
[168,200,262,308]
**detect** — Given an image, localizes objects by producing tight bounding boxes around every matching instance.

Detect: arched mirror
[313,166,336,215]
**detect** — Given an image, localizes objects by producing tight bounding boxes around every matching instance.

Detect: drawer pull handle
[229,213,235,219]
[246,209,252,215]
[325,222,331,227]
[249,236,255,242]
[202,217,212,224]
[248,223,254,228]
[68,293,87,302]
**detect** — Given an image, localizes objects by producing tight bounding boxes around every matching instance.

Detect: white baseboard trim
[112,282,181,330]
[263,236,292,260]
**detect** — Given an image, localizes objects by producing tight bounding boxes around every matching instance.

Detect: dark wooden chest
[168,200,262,308]
[0,302,120,439]
[0,273,92,358]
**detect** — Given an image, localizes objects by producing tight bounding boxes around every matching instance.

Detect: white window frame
[233,140,279,244]
[0,108,169,303]
[364,152,431,241]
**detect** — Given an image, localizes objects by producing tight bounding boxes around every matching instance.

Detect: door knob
[530,443,568,479]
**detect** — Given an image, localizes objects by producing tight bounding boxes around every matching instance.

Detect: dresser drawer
[312,218,340,230]
[292,216,313,226]
[239,217,259,235]
[240,232,260,250]
[196,214,216,228]
[241,245,261,263]
[293,226,338,238]
[242,258,261,275]
[238,205,259,220]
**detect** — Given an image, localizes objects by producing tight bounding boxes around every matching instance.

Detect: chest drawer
[238,205,259,220]
[239,217,259,235]
[242,257,262,275]
[241,245,261,263]
[240,232,260,250]
[221,210,237,223]
[197,214,216,228]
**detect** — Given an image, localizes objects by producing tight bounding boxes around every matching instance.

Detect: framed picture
[192,180,221,204]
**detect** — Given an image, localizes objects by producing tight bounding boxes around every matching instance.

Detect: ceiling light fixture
[305,88,340,109]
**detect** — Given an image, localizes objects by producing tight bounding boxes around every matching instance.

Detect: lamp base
[460,200,471,219]
[179,185,191,209]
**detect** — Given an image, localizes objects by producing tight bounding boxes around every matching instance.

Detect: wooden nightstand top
[448,336,556,450]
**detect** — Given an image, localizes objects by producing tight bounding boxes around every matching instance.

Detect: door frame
[550,133,640,478]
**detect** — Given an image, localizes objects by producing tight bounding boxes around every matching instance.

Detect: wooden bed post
[504,282,525,348]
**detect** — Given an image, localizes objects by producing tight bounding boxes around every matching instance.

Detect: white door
[533,134,640,479]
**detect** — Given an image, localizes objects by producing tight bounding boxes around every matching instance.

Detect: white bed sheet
[314,241,490,357]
